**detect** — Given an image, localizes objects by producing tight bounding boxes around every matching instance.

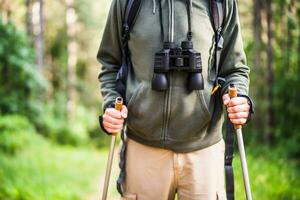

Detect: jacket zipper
[163,73,172,142]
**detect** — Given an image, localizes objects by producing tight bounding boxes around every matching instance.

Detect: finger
[106,108,122,119]
[227,104,250,113]
[223,94,230,106]
[103,121,123,130]
[230,118,247,125]
[228,112,249,119]
[103,114,124,125]
[228,97,248,107]
[121,105,128,118]
[105,128,120,135]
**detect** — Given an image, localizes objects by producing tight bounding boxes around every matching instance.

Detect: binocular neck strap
[158,0,193,43]
[186,0,193,41]
[168,0,175,42]
[158,0,165,42]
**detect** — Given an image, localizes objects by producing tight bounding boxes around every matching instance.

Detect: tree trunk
[65,0,78,121]
[37,0,44,71]
[25,0,34,40]
[252,0,266,137]
[33,0,44,71]
[265,0,274,144]
[286,0,296,71]
[0,0,12,22]
[253,0,263,68]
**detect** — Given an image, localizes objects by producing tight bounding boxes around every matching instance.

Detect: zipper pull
[211,84,221,95]
[211,77,226,95]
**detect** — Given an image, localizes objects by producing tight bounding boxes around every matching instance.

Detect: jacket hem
[126,127,223,153]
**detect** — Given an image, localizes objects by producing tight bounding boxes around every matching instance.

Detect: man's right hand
[102,105,128,135]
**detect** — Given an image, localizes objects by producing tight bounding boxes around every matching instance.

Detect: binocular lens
[188,73,204,90]
[152,73,168,91]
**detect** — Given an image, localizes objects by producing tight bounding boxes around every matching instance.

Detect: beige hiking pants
[121,138,226,200]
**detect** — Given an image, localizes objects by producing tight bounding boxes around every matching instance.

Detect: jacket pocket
[126,82,165,140]
[167,87,212,141]
[121,192,137,200]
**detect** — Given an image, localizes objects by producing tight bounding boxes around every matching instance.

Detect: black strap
[116,125,127,196]
[211,0,224,32]
[122,0,142,45]
[122,0,142,54]
[225,116,235,200]
[186,0,193,41]
[211,1,235,200]
[116,0,142,196]
[210,0,225,81]
[159,0,164,42]
[124,0,142,32]
[116,0,142,103]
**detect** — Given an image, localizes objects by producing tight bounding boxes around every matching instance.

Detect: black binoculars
[152,41,204,91]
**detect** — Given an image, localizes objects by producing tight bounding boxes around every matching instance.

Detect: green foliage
[0,18,47,125]
[41,112,85,146]
[0,115,36,155]
[88,124,111,149]
[273,75,300,158]
[241,1,300,160]
[39,95,99,146]
[42,119,83,146]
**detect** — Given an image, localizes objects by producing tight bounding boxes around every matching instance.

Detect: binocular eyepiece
[152,41,204,91]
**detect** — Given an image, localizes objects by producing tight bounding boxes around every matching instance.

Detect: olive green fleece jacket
[97,0,250,153]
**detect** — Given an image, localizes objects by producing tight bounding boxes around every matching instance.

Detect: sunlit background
[0,0,299,199]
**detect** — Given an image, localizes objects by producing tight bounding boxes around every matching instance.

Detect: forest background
[0,0,299,199]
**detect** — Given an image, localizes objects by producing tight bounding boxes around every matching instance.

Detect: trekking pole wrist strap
[99,102,116,135]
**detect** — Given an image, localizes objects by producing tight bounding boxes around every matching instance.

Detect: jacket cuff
[99,102,115,135]
[237,94,254,124]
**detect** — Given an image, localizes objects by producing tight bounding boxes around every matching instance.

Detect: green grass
[0,134,107,200]
[1,134,299,200]
[233,145,300,200]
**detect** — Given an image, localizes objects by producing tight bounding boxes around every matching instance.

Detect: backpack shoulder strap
[116,1,142,196]
[210,0,225,33]
[116,0,142,100]
[211,1,235,200]
[210,0,225,75]
[122,0,142,43]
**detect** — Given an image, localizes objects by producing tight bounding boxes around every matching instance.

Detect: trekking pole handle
[115,97,123,111]
[228,84,242,129]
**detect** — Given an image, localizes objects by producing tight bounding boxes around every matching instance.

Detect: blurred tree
[0,0,12,22]
[25,0,33,40]
[265,0,274,144]
[65,0,78,121]
[0,19,47,124]
[32,0,44,71]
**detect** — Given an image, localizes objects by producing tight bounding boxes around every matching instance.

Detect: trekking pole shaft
[236,128,252,200]
[102,136,116,200]
[228,85,252,200]
[101,97,123,200]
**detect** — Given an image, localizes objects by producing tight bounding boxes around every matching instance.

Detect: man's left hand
[223,94,250,125]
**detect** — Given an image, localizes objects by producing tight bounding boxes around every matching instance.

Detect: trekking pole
[228,84,253,200]
[101,97,123,200]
